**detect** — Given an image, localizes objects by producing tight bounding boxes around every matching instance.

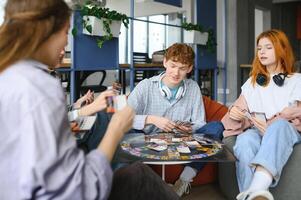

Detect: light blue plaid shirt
[127,74,206,133]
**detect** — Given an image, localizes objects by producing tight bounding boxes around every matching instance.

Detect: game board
[120,133,223,161]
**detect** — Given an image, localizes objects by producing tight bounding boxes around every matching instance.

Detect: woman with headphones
[127,43,225,197]
[222,29,301,200]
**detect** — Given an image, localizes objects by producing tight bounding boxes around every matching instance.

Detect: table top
[113,133,236,164]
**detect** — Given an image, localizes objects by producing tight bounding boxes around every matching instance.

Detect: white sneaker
[236,190,274,200]
[172,179,191,197]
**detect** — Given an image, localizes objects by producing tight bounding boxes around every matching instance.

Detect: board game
[120,133,223,161]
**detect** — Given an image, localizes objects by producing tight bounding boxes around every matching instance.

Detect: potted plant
[72,3,129,48]
[182,22,216,53]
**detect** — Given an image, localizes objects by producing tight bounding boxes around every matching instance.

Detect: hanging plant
[182,22,216,53]
[72,3,129,48]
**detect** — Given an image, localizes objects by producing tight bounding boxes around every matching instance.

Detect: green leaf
[71,28,77,36]
[86,25,92,33]
[96,39,104,48]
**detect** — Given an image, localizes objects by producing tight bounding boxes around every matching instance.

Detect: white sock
[180,166,197,182]
[248,170,273,192]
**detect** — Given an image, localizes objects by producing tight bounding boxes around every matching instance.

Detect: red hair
[250,29,295,86]
[165,43,195,66]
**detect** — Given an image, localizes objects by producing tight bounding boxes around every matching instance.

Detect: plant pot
[82,16,121,37]
[184,30,209,45]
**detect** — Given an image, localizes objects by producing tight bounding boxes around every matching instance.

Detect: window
[119,13,184,63]
[254,7,271,46]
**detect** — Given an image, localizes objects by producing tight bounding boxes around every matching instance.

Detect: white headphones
[159,73,186,100]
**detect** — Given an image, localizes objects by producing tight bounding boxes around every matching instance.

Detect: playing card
[177,146,191,153]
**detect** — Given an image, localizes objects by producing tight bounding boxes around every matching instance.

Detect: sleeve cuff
[133,115,148,130]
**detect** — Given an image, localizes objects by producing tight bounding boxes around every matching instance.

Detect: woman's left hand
[250,116,267,134]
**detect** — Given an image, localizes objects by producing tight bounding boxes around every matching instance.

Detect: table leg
[162,164,165,181]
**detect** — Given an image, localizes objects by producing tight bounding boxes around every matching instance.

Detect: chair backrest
[133,52,151,64]
[79,70,107,95]
[202,96,228,122]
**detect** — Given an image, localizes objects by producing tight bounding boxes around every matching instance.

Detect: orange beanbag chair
[149,96,228,185]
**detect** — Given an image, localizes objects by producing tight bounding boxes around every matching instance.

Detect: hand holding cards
[106,82,126,113]
[173,120,193,134]
[106,95,127,113]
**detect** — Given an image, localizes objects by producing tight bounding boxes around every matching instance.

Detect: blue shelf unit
[70,11,119,102]
[195,0,218,100]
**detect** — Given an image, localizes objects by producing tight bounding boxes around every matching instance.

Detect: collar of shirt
[22,59,49,73]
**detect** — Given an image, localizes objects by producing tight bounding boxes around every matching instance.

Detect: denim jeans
[233,119,301,191]
[188,121,225,171]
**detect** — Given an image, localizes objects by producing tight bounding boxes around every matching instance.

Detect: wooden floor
[182,183,227,200]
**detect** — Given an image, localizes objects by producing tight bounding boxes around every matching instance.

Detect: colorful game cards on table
[121,133,223,161]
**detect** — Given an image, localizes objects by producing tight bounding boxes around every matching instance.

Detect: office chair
[79,70,107,96]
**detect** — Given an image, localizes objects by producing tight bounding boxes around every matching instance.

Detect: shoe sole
[253,196,269,200]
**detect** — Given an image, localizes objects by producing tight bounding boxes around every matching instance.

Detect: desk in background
[119,63,164,94]
[58,60,218,99]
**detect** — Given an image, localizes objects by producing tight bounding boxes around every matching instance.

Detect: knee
[197,121,225,139]
[268,119,290,130]
[266,119,297,141]
[234,134,259,157]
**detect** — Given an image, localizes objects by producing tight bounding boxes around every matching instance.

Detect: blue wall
[72,11,119,70]
[196,0,217,69]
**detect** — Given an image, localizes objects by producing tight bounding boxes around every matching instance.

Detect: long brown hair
[250,29,295,86]
[0,0,71,73]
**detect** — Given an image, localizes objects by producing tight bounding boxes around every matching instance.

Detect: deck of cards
[173,120,194,134]
[106,95,127,113]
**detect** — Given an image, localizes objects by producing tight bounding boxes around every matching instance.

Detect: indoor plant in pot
[182,22,216,53]
[72,2,129,48]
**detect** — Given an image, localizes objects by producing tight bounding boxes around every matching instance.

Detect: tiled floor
[182,183,226,200]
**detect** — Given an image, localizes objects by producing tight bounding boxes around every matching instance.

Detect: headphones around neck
[256,73,288,87]
[159,73,186,100]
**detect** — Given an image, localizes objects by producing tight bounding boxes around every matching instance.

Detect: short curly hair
[164,43,195,66]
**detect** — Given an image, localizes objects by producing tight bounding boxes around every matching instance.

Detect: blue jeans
[233,119,301,191]
[188,121,225,171]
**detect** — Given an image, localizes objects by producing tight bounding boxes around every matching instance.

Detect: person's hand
[146,116,176,132]
[79,90,116,116]
[280,106,301,120]
[91,90,116,112]
[107,106,135,141]
[70,122,80,133]
[250,116,267,134]
[229,106,246,121]
[73,90,94,109]
[174,125,192,134]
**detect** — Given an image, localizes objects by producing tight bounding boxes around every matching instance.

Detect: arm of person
[145,115,176,132]
[127,80,149,130]
[280,102,301,120]
[73,90,94,109]
[222,94,252,137]
[78,90,115,117]
[19,99,133,200]
[98,106,135,161]
[279,101,301,132]
[189,83,206,132]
